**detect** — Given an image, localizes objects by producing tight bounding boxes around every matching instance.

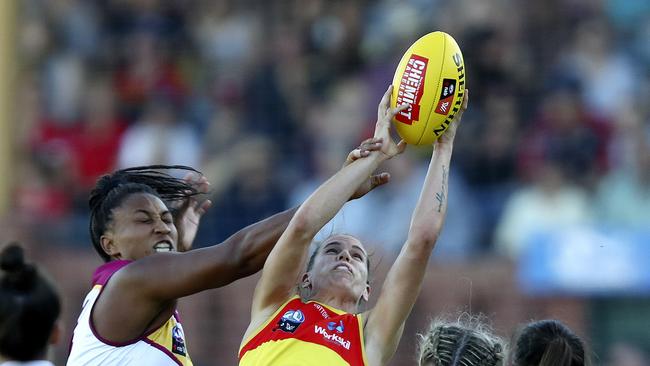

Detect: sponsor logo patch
[313,303,330,319]
[434,79,457,115]
[314,324,351,350]
[395,54,429,125]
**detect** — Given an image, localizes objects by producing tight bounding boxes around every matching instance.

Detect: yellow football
[391,31,466,145]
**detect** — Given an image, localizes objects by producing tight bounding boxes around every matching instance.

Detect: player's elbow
[287,210,318,241]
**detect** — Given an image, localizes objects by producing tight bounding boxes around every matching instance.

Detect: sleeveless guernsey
[239,296,367,365]
[67,260,192,366]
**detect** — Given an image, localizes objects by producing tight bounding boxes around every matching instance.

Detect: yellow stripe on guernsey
[240,296,298,351]
[239,296,367,366]
[146,316,193,366]
[68,260,193,366]
[240,338,350,365]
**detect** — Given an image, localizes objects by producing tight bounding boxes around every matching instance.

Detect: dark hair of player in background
[417,314,506,366]
[0,243,61,361]
[512,319,590,366]
[88,165,200,261]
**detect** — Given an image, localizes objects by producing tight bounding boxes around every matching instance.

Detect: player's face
[101,193,178,260]
[307,234,370,303]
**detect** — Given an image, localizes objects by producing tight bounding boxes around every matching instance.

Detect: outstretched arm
[247,87,407,327]
[95,140,393,342]
[93,203,300,342]
[364,91,469,366]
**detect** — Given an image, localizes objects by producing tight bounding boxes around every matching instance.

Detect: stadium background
[0,0,649,364]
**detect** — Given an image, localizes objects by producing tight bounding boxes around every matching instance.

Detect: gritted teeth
[153,241,173,252]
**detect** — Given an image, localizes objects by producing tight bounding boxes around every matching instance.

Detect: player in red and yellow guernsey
[239,87,469,365]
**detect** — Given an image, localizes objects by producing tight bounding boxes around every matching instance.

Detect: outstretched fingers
[396,139,407,155]
[378,85,393,117]
[390,103,409,119]
[345,137,384,166]
[371,172,391,188]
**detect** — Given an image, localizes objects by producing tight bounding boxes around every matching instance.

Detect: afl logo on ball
[276,310,305,333]
[435,79,457,115]
[395,54,429,125]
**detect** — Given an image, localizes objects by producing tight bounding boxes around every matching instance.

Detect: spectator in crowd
[495,158,592,259]
[117,95,200,169]
[604,342,648,366]
[517,83,611,189]
[72,76,126,192]
[595,110,650,230]
[197,135,287,244]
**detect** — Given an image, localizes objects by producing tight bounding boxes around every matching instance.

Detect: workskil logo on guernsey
[276,310,305,333]
[314,324,351,350]
[395,54,429,125]
[171,324,187,356]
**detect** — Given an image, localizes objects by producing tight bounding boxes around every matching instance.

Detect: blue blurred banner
[519,227,650,296]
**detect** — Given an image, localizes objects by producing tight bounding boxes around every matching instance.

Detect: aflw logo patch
[171,324,187,356]
[276,309,305,333]
[395,54,429,125]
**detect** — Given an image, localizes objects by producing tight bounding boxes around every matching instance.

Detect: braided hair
[89,165,201,261]
[418,314,506,366]
[0,243,61,361]
[513,319,589,366]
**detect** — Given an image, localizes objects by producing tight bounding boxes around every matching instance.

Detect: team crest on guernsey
[276,309,305,333]
[171,324,187,356]
[328,320,344,334]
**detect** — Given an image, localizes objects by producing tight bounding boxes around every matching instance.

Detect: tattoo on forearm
[435,165,447,212]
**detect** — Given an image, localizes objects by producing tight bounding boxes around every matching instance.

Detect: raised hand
[374,85,408,159]
[344,137,391,200]
[343,137,383,167]
[436,89,469,148]
[174,174,212,252]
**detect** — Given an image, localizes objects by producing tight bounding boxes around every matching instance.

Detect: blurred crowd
[5,0,650,364]
[11,0,650,260]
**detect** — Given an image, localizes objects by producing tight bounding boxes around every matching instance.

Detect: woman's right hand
[374,85,408,159]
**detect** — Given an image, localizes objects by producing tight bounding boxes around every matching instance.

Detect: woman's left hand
[344,137,391,200]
